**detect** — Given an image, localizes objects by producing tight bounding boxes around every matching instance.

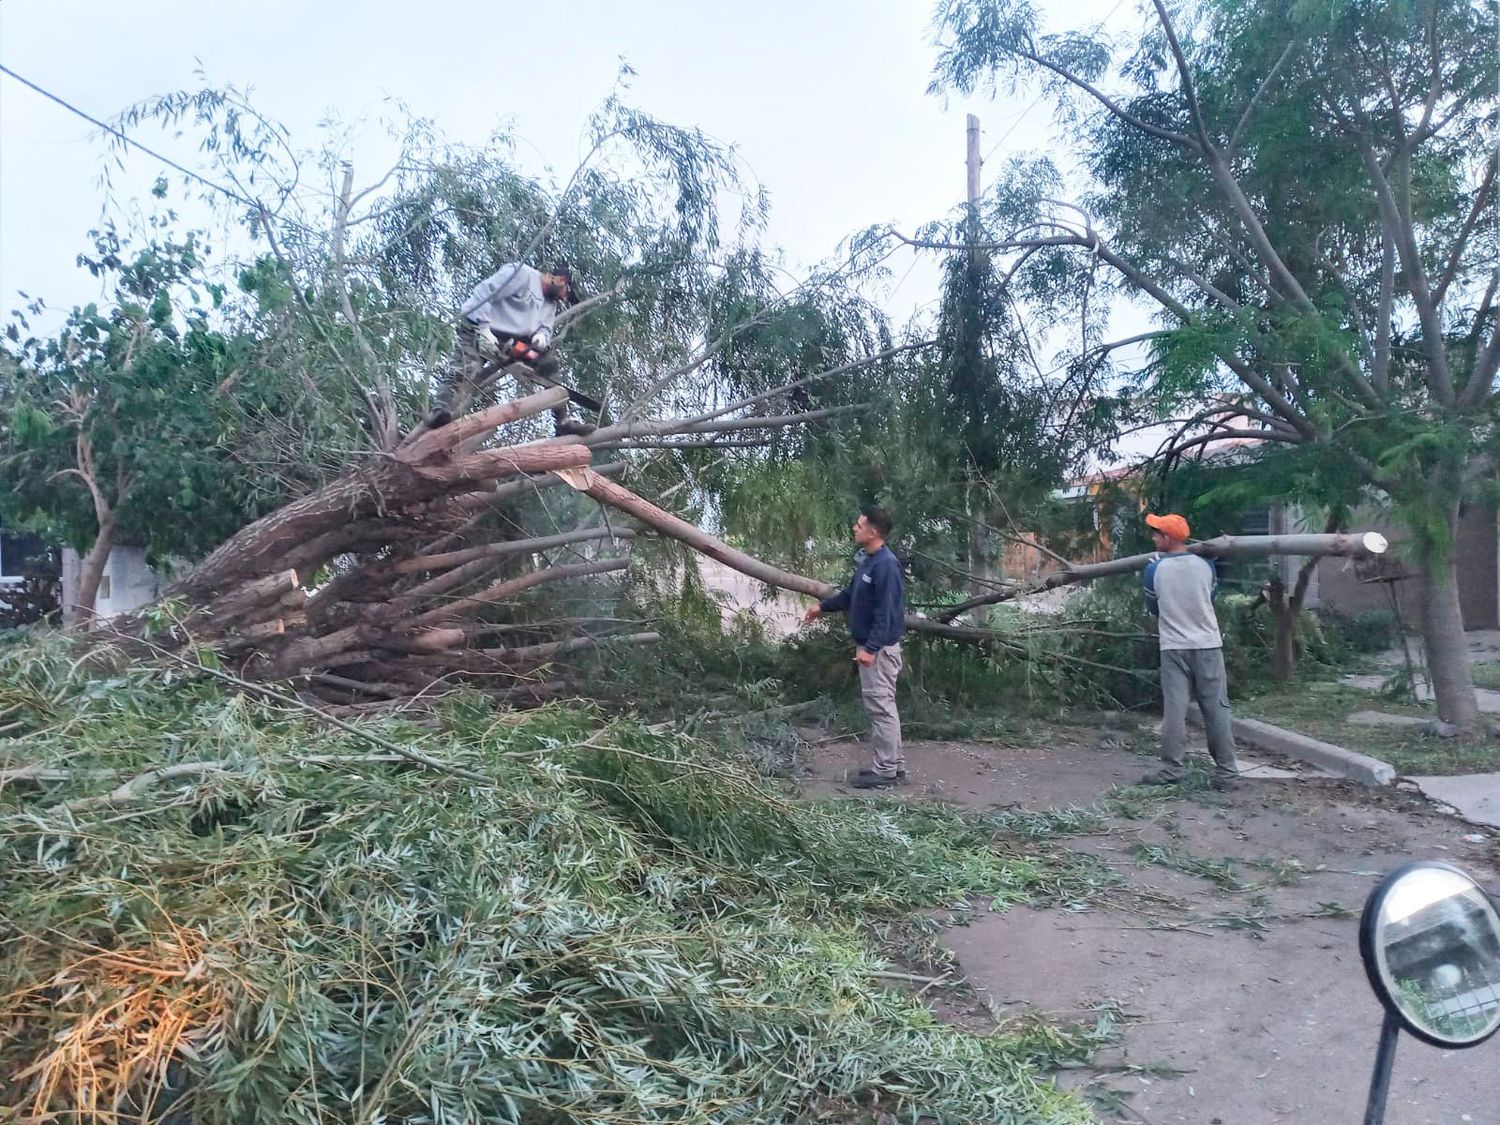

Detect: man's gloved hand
[474,329,503,361]
[530,326,553,352]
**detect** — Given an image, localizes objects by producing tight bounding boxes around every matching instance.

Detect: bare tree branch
[1229,36,1303,155]
[1151,0,1213,146]
[1013,45,1196,148]
[1433,151,1497,305]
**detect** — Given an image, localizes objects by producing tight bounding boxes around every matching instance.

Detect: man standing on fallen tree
[1141,513,1241,792]
[427,260,594,435]
[803,506,907,790]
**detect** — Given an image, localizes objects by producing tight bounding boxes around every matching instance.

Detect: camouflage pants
[434,321,567,420]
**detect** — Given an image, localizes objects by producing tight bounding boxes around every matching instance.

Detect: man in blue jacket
[803,506,907,789]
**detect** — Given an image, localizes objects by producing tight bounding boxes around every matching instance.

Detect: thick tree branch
[408,557,630,627]
[1373,235,1396,392]
[1156,427,1304,460]
[1014,46,1196,148]
[1357,141,1456,403]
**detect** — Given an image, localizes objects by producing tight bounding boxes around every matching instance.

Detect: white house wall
[60,546,170,623]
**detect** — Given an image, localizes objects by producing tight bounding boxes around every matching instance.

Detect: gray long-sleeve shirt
[1143,551,1222,650]
[459,263,561,342]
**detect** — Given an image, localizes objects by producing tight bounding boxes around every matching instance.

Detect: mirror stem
[1364,1009,1401,1125]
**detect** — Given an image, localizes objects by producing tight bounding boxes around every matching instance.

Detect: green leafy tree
[926,0,1499,730]
[0,224,294,622]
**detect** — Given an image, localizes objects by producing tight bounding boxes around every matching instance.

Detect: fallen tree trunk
[550,467,1393,646]
[550,466,1048,644]
[97,366,1389,711]
[551,467,831,599]
[96,372,894,708]
[934,532,1390,623]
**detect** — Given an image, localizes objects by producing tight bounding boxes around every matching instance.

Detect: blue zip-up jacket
[820,545,905,653]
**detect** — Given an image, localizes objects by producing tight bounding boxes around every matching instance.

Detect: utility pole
[965,113,982,208]
[963,113,990,614]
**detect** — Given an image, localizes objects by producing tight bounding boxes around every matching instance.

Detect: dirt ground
[800,728,1500,1124]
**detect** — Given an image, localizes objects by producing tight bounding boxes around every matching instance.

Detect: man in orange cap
[1141,513,1241,790]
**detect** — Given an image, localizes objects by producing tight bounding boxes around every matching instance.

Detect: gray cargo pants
[857,643,904,778]
[1159,647,1240,780]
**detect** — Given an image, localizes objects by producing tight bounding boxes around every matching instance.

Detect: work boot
[554,416,598,437]
[1138,769,1185,787]
[852,772,902,790]
[424,406,453,429]
[1211,773,1240,793]
[859,766,907,780]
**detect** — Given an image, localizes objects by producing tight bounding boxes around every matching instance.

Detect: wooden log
[171,393,586,603]
[410,442,591,485]
[556,470,1396,648]
[408,557,631,628]
[212,569,299,616]
[366,527,638,621]
[217,617,288,655]
[310,673,411,700]
[182,569,300,636]
[231,618,286,643]
[393,527,637,576]
[264,624,367,677]
[279,522,419,584]
[442,460,628,518]
[469,631,662,665]
[935,531,1391,622]
[395,627,470,654]
[396,386,570,464]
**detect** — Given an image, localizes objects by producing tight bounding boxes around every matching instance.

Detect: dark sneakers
[1138,769,1240,791]
[554,417,598,437]
[852,772,902,790]
[424,407,453,429]
[858,767,907,780]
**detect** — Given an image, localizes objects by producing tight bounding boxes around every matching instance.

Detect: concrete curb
[1188,705,1397,787]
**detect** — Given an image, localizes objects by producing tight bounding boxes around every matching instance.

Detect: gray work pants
[857,643,904,777]
[1159,647,1240,779]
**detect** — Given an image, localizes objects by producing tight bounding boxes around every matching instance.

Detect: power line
[979,0,1131,167]
[982,94,1045,164]
[0,62,262,212]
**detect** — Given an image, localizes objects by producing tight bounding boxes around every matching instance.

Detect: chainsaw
[483,337,605,416]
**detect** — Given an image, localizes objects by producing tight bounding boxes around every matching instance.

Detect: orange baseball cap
[1145,513,1191,540]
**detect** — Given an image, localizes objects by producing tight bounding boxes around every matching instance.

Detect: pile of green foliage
[0,638,1106,1123]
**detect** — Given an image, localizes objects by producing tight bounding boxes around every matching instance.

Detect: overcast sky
[0,0,1141,324]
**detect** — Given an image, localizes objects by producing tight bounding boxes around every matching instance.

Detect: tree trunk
[1265,571,1300,684]
[67,516,116,629]
[1416,512,1481,732]
[966,486,989,624]
[1269,603,1298,683]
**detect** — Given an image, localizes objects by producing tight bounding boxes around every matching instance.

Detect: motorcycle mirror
[1360,860,1500,1048]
